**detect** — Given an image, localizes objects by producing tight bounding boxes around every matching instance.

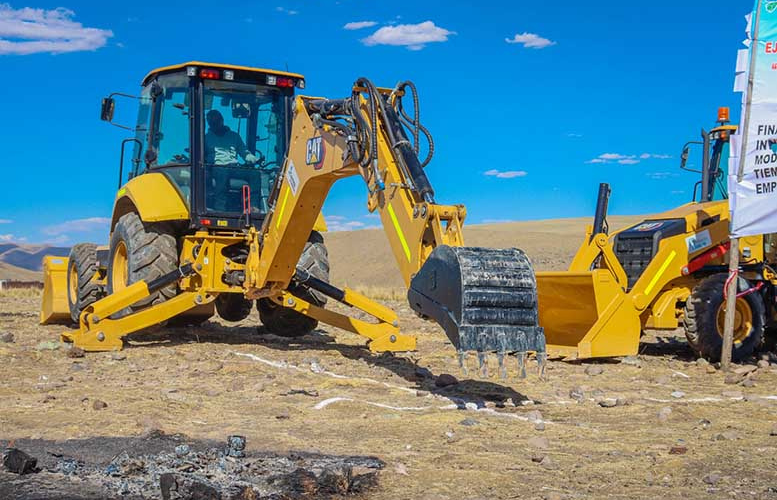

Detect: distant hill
[0,262,43,281]
[324,216,644,291]
[0,244,70,280]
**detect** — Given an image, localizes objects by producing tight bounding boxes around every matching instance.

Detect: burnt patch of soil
[1,431,383,499]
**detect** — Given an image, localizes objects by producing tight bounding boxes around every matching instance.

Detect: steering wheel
[172,153,189,163]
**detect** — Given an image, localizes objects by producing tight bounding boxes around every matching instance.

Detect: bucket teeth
[477,351,489,379]
[516,351,527,379]
[537,352,547,380]
[497,352,508,379]
[457,350,469,377]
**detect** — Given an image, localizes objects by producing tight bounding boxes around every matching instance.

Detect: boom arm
[249,78,545,361]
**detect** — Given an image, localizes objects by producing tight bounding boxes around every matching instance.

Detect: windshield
[202,80,287,216]
[709,139,729,201]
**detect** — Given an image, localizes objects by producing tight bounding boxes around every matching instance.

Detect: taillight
[200,69,220,80]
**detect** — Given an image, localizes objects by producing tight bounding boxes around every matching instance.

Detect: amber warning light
[718,106,730,124]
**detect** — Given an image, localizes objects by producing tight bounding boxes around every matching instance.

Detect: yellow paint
[40,256,70,324]
[387,204,411,262]
[276,185,290,229]
[112,173,189,228]
[143,61,304,86]
[312,212,328,232]
[645,250,677,295]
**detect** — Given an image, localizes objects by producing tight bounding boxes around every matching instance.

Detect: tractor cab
[679,106,738,203]
[101,62,305,231]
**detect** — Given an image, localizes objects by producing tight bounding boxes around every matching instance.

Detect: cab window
[202,80,287,216]
[148,73,192,203]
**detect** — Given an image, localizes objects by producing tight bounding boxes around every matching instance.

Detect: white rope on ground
[312,396,552,423]
[234,352,417,394]
[234,351,554,424]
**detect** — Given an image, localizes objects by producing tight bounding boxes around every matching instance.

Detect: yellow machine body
[40,255,70,324]
[538,197,770,359]
[43,63,545,367]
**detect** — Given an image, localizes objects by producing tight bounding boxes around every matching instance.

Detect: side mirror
[680,145,689,170]
[100,97,115,122]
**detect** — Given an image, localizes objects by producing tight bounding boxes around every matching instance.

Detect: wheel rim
[111,241,129,292]
[716,298,753,344]
[68,261,78,306]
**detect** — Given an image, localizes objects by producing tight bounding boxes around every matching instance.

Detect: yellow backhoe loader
[40,62,545,377]
[537,108,777,361]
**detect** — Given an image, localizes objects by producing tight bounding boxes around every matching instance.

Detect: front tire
[683,273,765,362]
[257,232,329,337]
[107,212,178,317]
[67,243,102,323]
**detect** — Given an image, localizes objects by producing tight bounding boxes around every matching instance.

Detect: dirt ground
[2,292,777,499]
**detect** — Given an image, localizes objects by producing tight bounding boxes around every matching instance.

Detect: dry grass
[350,286,406,301]
[0,287,42,298]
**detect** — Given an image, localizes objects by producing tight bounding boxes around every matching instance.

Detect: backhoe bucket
[536,270,642,359]
[40,256,70,325]
[408,246,545,355]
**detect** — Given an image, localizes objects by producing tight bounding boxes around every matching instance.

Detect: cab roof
[142,61,305,86]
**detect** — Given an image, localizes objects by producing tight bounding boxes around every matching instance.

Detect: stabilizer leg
[62,264,204,351]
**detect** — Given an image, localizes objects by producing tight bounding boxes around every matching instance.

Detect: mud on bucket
[407,245,545,354]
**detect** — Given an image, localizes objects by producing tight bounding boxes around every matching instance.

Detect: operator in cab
[204,110,260,165]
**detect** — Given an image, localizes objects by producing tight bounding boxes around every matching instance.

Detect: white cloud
[0,4,113,55]
[566,132,583,138]
[484,169,528,179]
[361,21,455,50]
[41,217,110,236]
[640,153,673,159]
[0,234,15,242]
[275,6,298,15]
[599,153,633,161]
[44,234,69,245]
[586,153,644,165]
[324,215,371,232]
[0,219,11,224]
[344,21,377,30]
[645,172,679,180]
[505,32,556,49]
[482,218,514,224]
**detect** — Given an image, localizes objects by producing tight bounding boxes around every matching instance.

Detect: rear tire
[257,232,329,337]
[107,212,178,317]
[683,273,765,362]
[67,243,102,323]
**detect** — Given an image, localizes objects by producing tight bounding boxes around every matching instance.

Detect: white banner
[730,0,777,238]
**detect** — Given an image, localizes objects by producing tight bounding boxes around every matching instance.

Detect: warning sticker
[686,229,712,254]
[286,160,300,196]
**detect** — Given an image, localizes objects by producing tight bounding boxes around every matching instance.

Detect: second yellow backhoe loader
[40,62,545,378]
[537,108,777,362]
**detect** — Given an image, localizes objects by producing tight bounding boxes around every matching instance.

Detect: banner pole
[723,0,762,371]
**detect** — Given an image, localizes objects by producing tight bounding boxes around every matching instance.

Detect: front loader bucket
[408,246,545,355]
[40,256,70,325]
[536,270,641,359]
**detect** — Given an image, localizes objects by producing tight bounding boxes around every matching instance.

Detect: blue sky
[0,1,751,245]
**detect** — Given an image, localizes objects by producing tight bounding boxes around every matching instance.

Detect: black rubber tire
[215,294,253,322]
[66,243,102,323]
[257,231,329,337]
[683,273,765,362]
[107,212,178,317]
